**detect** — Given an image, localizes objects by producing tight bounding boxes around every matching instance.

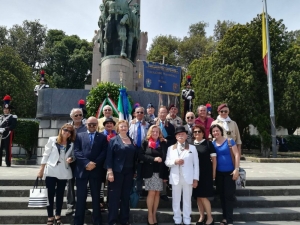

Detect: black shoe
[205,219,214,225]
[174,224,181,225]
[160,195,169,201]
[85,209,92,215]
[196,222,203,225]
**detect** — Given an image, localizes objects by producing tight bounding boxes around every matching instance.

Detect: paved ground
[1,160,300,180]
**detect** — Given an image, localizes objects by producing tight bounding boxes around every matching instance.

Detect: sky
[1,0,300,49]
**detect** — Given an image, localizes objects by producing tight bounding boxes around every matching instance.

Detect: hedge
[13,119,39,159]
[285,135,300,152]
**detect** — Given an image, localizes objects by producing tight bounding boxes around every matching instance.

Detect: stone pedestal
[101,57,134,91]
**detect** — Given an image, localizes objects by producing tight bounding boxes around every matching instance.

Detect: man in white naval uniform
[165,126,199,225]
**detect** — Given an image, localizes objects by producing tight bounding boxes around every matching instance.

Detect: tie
[160,122,168,138]
[89,133,94,147]
[180,143,185,151]
[137,122,142,147]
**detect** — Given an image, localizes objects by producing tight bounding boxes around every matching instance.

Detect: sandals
[220,221,227,225]
[55,216,63,225]
[47,217,54,225]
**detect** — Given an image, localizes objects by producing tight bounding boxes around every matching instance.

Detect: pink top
[195,117,214,139]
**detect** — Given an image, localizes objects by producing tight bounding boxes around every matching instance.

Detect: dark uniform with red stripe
[0,114,17,166]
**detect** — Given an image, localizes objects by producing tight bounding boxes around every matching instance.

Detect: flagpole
[263,0,277,158]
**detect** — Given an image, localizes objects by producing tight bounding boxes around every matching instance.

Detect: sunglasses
[74,114,82,117]
[87,123,97,127]
[187,116,194,119]
[193,130,202,134]
[104,109,112,111]
[220,110,228,113]
[136,111,144,114]
[62,128,72,133]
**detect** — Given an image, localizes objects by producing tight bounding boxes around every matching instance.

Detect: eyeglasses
[193,130,202,134]
[187,116,194,119]
[104,109,112,111]
[136,111,144,114]
[220,110,228,113]
[87,123,97,127]
[62,128,72,133]
[74,114,82,117]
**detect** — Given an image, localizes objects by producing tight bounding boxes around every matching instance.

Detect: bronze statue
[98,0,140,60]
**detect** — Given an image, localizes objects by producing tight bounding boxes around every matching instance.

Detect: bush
[242,134,261,150]
[285,135,300,151]
[14,119,39,159]
[86,82,132,117]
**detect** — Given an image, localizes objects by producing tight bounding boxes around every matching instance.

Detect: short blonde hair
[146,125,164,142]
[116,120,129,133]
[57,123,76,144]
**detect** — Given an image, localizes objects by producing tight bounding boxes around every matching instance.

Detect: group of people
[37,100,242,225]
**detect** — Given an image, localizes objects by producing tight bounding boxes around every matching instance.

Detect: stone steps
[1,195,300,209]
[2,185,300,197]
[0,208,300,224]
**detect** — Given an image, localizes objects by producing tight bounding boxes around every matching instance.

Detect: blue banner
[143,61,181,96]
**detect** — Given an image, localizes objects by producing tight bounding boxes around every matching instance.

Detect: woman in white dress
[37,124,76,225]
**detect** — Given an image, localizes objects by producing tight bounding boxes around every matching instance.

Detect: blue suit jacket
[74,131,108,178]
[106,135,138,173]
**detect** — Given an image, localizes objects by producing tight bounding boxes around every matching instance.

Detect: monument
[86,0,147,91]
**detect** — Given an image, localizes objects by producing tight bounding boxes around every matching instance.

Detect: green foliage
[213,20,236,42]
[0,46,36,117]
[43,31,93,89]
[86,82,123,118]
[147,35,181,65]
[14,119,39,159]
[285,135,300,151]
[242,134,261,150]
[7,20,47,69]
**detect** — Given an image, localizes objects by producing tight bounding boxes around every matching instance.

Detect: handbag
[28,177,49,207]
[227,139,246,189]
[129,178,139,208]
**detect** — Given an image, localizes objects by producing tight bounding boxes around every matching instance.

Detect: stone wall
[36,119,71,164]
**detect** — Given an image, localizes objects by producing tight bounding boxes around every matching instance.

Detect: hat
[174,126,188,135]
[186,75,192,86]
[78,99,87,115]
[217,103,228,112]
[39,70,47,82]
[147,103,154,108]
[168,104,177,111]
[103,118,116,126]
[3,95,14,109]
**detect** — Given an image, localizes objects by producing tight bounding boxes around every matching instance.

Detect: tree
[8,20,47,69]
[188,14,300,156]
[178,21,215,68]
[0,26,8,46]
[0,46,36,117]
[147,35,181,65]
[213,20,236,41]
[43,31,93,89]
[188,21,208,37]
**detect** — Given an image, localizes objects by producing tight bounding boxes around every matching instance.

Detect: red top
[195,117,214,139]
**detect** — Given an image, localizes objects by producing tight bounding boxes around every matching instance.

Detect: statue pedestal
[101,56,134,91]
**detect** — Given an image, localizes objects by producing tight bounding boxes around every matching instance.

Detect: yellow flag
[262,11,268,75]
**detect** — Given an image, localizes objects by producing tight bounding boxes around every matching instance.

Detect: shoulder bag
[28,177,49,207]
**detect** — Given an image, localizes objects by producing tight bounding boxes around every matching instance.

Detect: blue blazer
[74,131,108,179]
[106,135,138,173]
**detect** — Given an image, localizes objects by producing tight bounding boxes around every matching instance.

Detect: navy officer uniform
[0,95,17,167]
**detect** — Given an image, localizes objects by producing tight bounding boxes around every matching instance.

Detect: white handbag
[28,177,49,207]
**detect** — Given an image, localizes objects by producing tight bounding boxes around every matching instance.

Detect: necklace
[119,135,129,139]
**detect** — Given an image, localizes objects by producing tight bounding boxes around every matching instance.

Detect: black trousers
[0,135,12,166]
[45,177,67,217]
[75,177,102,225]
[108,167,134,225]
[216,171,236,224]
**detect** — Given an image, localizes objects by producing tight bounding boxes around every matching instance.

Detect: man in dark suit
[154,106,176,201]
[184,112,196,144]
[74,117,108,225]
